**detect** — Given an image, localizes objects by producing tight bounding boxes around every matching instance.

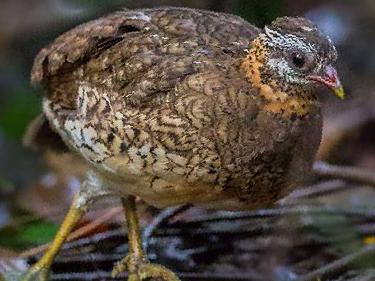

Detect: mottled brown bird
[22,7,343,281]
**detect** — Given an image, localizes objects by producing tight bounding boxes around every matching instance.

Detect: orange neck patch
[241,38,314,117]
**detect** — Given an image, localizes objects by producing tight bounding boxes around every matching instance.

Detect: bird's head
[242,17,344,108]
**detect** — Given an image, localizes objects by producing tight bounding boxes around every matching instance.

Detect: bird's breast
[211,107,322,207]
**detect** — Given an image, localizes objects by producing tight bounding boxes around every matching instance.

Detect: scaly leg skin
[21,172,111,281]
[112,196,180,281]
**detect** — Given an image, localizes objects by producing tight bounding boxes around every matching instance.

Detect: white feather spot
[139,144,151,156]
[128,12,151,22]
[82,126,97,144]
[301,26,315,32]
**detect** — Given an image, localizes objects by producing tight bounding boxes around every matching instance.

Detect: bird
[22,7,343,281]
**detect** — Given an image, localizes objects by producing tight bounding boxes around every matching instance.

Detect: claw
[111,255,131,278]
[137,263,180,281]
[112,254,180,281]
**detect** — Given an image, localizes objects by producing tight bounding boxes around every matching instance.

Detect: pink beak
[308,65,345,99]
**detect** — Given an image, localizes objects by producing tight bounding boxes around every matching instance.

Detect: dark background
[0,1,375,279]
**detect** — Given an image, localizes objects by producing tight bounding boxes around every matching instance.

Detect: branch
[297,245,375,281]
[313,161,375,187]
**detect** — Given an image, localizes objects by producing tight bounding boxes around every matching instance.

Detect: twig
[142,205,190,253]
[61,228,125,250]
[349,269,375,281]
[18,207,122,259]
[178,204,375,226]
[313,161,375,187]
[54,253,124,263]
[281,180,349,203]
[51,270,262,281]
[297,245,375,281]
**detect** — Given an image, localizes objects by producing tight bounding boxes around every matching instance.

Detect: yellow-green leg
[112,196,180,281]
[21,192,86,281]
[21,171,110,281]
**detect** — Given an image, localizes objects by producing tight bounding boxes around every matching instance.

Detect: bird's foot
[112,254,180,281]
[20,265,50,281]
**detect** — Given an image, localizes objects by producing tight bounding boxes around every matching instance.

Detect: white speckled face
[261,26,326,85]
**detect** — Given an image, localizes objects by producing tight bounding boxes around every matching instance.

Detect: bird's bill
[307,65,344,99]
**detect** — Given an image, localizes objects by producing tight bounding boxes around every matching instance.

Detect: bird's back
[31,7,260,89]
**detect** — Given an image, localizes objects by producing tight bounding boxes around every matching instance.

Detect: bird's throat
[241,38,316,117]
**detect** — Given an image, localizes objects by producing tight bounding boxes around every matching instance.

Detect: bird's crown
[263,17,337,64]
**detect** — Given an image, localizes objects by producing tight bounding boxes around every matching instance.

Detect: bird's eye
[292,52,306,68]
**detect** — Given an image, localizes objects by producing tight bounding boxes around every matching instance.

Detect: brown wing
[31,7,260,87]
[29,7,260,151]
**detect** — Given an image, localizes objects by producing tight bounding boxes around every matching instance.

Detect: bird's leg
[21,192,87,281]
[112,196,180,281]
[22,172,110,281]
